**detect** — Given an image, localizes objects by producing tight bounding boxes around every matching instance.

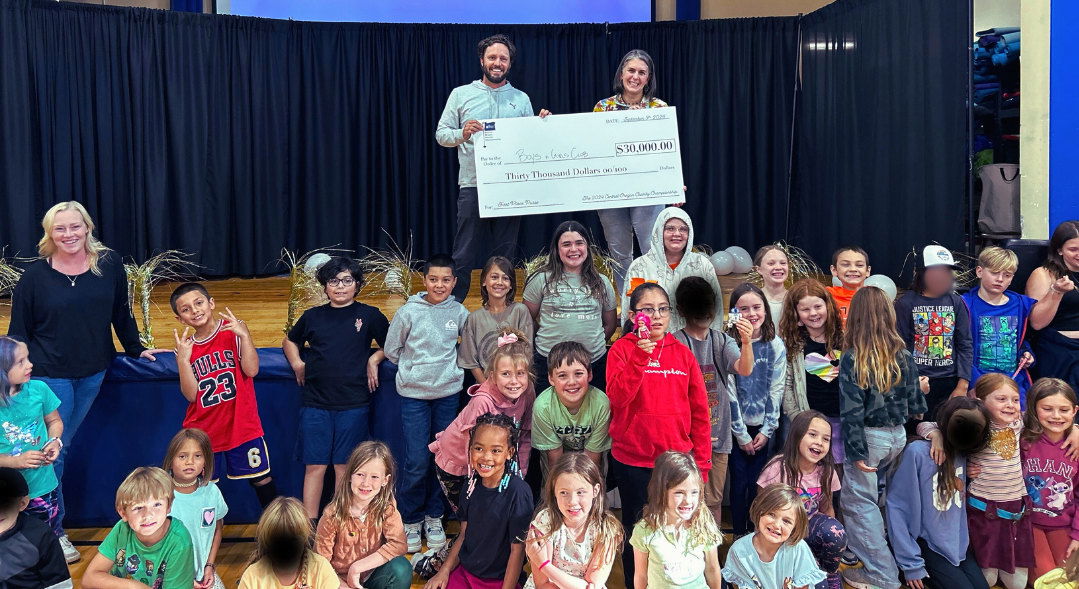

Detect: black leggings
[611,456,653,588]
[916,539,989,589]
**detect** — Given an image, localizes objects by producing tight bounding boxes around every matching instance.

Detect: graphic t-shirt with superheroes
[894,292,973,381]
[0,380,60,498]
[1023,434,1079,540]
[98,517,195,588]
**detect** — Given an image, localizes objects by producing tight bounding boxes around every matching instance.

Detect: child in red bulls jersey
[170,282,278,509]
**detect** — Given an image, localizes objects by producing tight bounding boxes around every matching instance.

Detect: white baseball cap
[917,244,959,269]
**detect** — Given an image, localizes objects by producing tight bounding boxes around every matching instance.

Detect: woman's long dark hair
[1043,220,1079,278]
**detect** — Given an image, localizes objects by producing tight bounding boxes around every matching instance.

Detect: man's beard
[483,65,508,84]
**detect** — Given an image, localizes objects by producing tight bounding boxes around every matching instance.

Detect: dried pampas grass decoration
[0,251,24,315]
[124,250,200,347]
[279,247,350,335]
[898,245,977,291]
[359,229,422,301]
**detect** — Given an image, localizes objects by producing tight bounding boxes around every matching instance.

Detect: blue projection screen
[219,0,651,23]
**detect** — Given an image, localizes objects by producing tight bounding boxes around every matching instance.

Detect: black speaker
[1005,238,1049,293]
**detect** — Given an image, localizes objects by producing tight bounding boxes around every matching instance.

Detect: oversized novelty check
[473,108,684,218]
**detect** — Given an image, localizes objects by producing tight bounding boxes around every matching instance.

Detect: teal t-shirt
[0,380,60,498]
[171,483,229,578]
[531,386,612,453]
[523,272,616,359]
[99,517,195,588]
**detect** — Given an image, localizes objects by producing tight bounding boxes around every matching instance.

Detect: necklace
[173,477,199,488]
[988,426,1018,460]
[49,257,85,287]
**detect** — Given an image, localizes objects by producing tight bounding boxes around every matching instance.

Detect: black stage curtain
[790,0,969,279]
[0,0,799,277]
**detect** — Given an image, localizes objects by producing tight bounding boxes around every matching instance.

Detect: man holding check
[436,33,550,300]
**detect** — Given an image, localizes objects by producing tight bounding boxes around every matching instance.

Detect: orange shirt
[315,502,407,579]
[827,286,859,329]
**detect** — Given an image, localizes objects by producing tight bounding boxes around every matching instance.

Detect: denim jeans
[451,186,522,301]
[841,425,906,589]
[596,204,664,294]
[33,371,107,532]
[397,395,459,524]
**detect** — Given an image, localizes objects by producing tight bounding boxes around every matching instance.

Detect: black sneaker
[839,548,861,566]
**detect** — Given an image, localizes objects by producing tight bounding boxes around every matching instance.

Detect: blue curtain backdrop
[0,0,966,279]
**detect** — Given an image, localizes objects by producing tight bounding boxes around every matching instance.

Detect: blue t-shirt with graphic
[962,288,1035,400]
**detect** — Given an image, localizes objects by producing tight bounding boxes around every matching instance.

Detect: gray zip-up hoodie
[435,80,534,187]
[384,292,470,400]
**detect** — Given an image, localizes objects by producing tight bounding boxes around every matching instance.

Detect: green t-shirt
[98,517,195,588]
[523,271,616,359]
[0,380,60,498]
[531,386,612,453]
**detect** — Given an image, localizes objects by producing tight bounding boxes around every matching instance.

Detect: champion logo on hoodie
[445,320,458,330]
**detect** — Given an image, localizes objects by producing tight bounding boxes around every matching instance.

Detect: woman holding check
[593,49,673,295]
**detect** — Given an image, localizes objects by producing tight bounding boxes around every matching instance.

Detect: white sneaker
[840,568,885,589]
[424,516,446,551]
[404,522,423,553]
[59,534,81,563]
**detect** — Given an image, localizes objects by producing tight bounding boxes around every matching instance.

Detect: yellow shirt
[238,553,342,589]
[1036,568,1079,589]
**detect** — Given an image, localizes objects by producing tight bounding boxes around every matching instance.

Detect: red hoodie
[606,332,712,477]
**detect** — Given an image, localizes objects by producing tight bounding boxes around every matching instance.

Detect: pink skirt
[447,566,523,589]
[966,495,1034,573]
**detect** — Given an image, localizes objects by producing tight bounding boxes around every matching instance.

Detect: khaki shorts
[704,451,729,527]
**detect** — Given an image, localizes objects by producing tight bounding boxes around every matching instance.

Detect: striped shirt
[917,419,1025,501]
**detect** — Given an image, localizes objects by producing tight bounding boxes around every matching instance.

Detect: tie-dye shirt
[729,338,787,446]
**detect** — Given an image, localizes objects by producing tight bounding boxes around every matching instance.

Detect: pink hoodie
[1023,434,1079,540]
[429,378,535,477]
